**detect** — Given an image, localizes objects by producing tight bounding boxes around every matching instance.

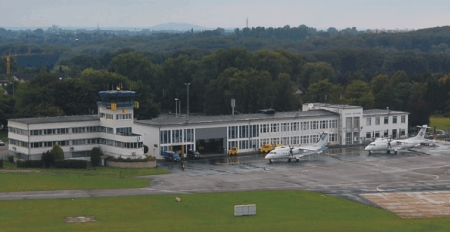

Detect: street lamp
[185,83,190,119]
[175,98,178,118]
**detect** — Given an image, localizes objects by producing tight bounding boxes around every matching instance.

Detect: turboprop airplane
[364,125,432,155]
[265,132,329,164]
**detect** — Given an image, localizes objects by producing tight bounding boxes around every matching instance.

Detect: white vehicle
[0,140,4,146]
[265,132,329,163]
[364,125,432,155]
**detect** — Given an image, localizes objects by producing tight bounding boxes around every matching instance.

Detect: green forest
[1,25,450,130]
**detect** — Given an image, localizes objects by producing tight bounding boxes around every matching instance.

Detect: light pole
[185,83,190,119]
[175,98,178,118]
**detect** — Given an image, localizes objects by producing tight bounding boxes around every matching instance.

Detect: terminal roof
[363,109,409,116]
[9,115,99,125]
[305,103,361,109]
[135,109,338,127]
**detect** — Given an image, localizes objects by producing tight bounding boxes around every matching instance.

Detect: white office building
[8,91,144,160]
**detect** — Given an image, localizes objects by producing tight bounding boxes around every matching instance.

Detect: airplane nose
[265,154,271,159]
[364,146,370,151]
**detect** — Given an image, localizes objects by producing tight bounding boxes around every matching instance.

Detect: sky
[0,0,449,30]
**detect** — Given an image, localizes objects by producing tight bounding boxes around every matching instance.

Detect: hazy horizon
[1,0,449,31]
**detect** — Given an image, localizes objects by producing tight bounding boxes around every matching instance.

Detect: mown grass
[0,161,170,192]
[0,191,449,232]
[430,116,450,130]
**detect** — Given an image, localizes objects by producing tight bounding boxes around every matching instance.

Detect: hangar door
[195,127,227,154]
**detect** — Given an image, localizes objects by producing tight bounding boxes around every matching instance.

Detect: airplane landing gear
[296,159,299,162]
[269,159,273,164]
[368,151,372,156]
[288,158,291,163]
[386,150,391,154]
[394,150,398,154]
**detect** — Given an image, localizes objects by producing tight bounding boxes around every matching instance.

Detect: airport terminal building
[8,91,144,160]
[7,90,409,160]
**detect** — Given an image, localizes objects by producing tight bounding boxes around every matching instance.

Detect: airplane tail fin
[313,132,329,150]
[413,125,429,140]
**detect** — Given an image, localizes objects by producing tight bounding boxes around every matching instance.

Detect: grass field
[0,162,170,192]
[1,190,449,232]
[430,116,450,130]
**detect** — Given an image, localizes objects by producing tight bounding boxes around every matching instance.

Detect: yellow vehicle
[259,143,283,153]
[228,146,238,156]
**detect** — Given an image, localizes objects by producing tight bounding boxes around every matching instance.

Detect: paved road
[1,142,450,206]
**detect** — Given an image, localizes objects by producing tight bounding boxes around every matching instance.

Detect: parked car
[187,150,201,159]
[162,151,181,162]
[0,140,4,146]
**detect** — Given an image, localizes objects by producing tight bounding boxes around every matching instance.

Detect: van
[187,150,201,159]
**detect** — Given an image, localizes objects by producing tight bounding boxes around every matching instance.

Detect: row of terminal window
[99,113,132,120]
[365,129,406,139]
[10,138,143,149]
[11,126,132,136]
[228,134,338,150]
[229,120,338,139]
[366,116,406,126]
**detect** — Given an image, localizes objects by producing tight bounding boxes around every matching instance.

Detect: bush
[0,159,3,168]
[7,155,14,163]
[91,147,103,167]
[16,160,43,168]
[50,144,64,160]
[41,151,54,168]
[106,156,155,162]
[54,160,87,169]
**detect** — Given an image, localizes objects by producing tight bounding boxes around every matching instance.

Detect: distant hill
[148,22,209,31]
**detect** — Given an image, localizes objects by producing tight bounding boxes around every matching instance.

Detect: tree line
[1,47,450,131]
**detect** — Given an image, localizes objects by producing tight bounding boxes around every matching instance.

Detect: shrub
[50,144,64,160]
[106,156,154,162]
[0,159,3,168]
[7,155,14,163]
[16,160,43,168]
[91,147,103,167]
[41,151,54,168]
[54,160,87,169]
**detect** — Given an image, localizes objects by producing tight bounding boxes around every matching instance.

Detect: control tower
[97,90,144,158]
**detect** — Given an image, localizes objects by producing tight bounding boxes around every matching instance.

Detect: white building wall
[134,123,161,158]
[362,113,409,140]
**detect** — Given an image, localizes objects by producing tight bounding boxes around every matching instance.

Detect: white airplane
[265,132,329,163]
[364,125,433,155]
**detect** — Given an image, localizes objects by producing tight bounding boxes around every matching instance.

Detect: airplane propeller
[288,145,294,157]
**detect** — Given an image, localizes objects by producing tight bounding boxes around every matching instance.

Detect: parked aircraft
[265,132,329,163]
[364,125,432,155]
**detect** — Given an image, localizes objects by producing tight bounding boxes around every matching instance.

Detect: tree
[41,151,53,168]
[108,52,156,86]
[303,79,343,103]
[300,62,336,88]
[273,73,300,111]
[343,80,374,109]
[91,147,103,166]
[370,74,389,95]
[50,144,64,160]
[0,95,15,130]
